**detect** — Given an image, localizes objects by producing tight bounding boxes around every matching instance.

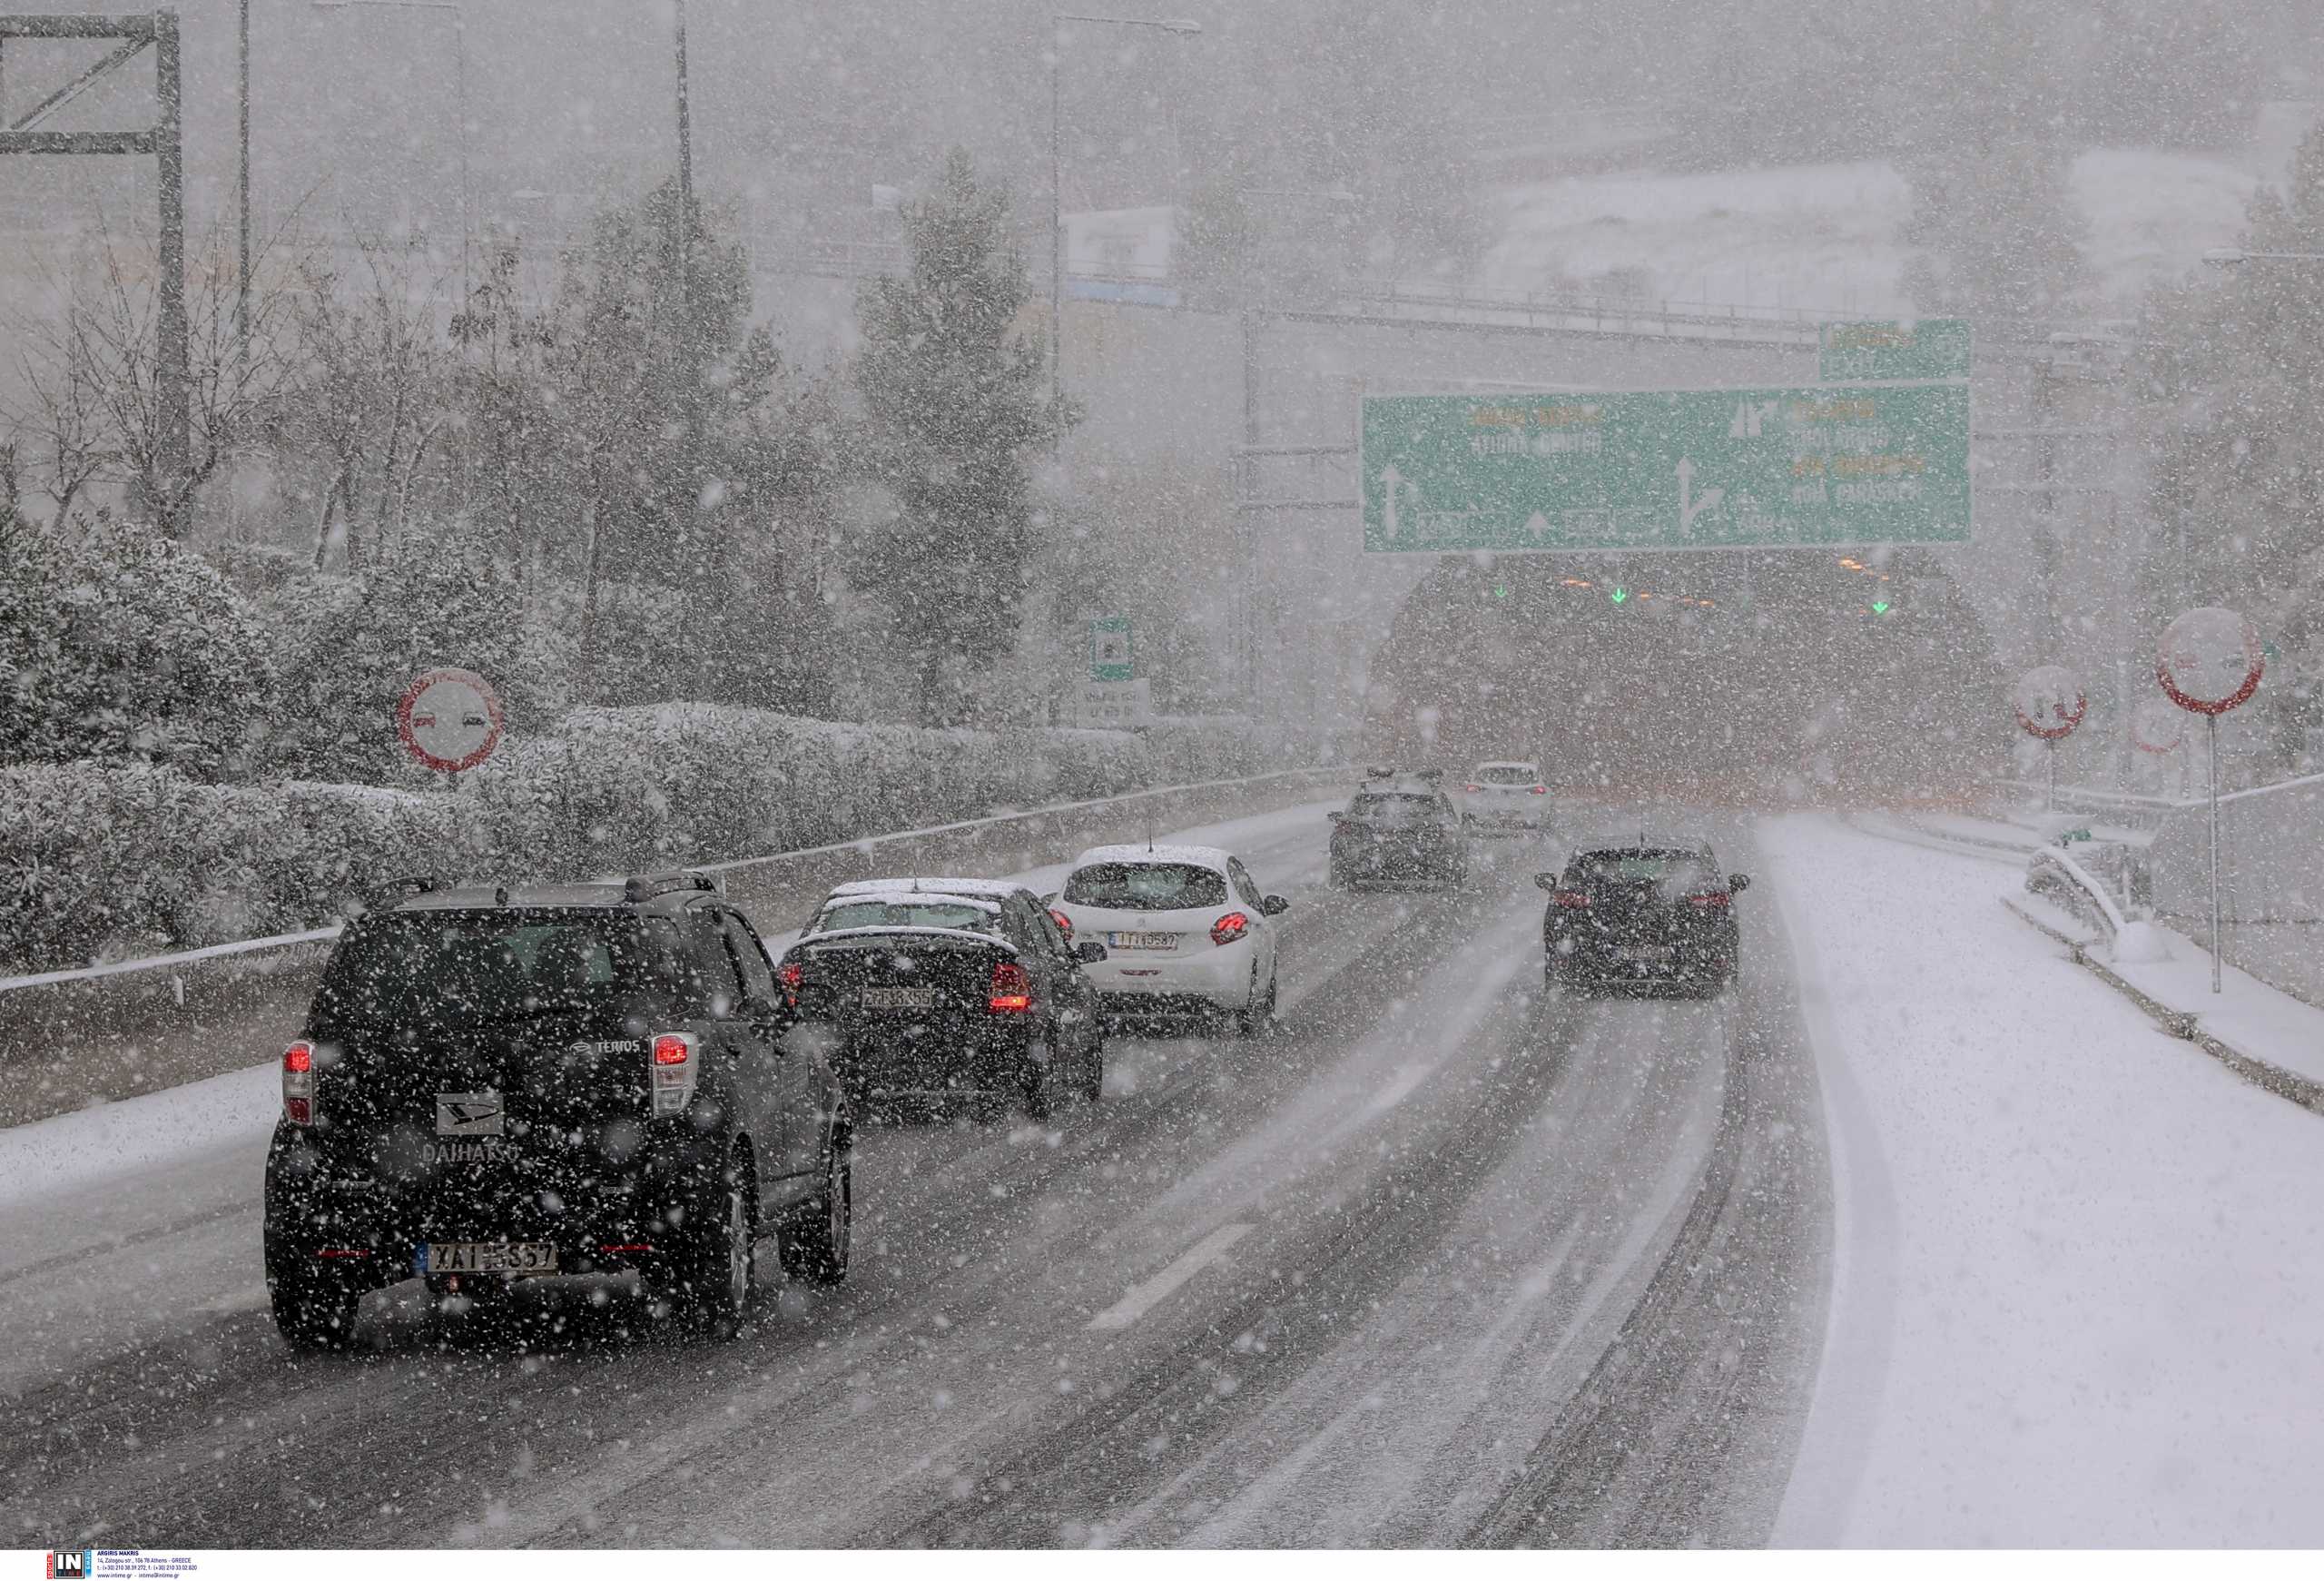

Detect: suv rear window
[1062,862,1228,911]
[814,900,1000,934]
[1566,852,1718,892]
[1348,794,1443,824]
[316,912,641,1023]
[1478,766,1537,786]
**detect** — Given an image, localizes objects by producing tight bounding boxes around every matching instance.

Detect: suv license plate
[862,985,937,1009]
[1108,932,1178,951]
[421,1241,557,1277]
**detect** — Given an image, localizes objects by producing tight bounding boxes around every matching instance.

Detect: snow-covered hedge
[0,708,1284,973]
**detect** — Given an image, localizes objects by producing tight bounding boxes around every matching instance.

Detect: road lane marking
[1087,1222,1255,1331]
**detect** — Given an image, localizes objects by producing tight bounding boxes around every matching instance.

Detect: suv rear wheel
[264,1230,368,1353]
[668,1149,757,1337]
[779,1135,852,1286]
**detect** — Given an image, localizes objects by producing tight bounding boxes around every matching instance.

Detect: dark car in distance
[262,872,852,1351]
[775,878,1107,1121]
[1538,839,1748,996]
[1329,772,1470,891]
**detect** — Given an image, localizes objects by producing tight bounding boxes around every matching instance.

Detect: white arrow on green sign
[1359,385,1972,555]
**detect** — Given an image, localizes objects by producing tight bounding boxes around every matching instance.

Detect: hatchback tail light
[1463,783,1482,793]
[1529,785,1548,795]
[1687,892,1731,908]
[650,1031,698,1114]
[1049,908,1074,941]
[988,961,1033,1013]
[282,1040,316,1127]
[1210,911,1251,946]
[1551,891,1592,909]
[775,958,805,1006]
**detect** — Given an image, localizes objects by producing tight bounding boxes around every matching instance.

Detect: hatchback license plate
[421,1241,556,1276]
[1108,932,1178,951]
[862,985,936,1009]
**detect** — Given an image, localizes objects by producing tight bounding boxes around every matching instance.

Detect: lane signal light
[1870,600,1892,615]
[1609,588,1629,605]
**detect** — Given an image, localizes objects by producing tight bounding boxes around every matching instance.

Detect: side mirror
[1260,894,1291,916]
[1326,811,1344,825]
[1074,940,1108,963]
[1534,874,1559,892]
[1728,873,1750,894]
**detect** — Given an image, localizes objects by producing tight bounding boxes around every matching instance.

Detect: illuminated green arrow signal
[1870,600,1892,615]
[1609,587,1629,605]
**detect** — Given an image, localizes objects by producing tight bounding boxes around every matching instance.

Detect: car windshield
[313,912,640,1023]
[814,900,999,934]
[1062,861,1228,910]
[1349,794,1441,824]
[1477,766,1536,786]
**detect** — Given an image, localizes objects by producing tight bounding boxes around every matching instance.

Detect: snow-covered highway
[6,801,2324,1547]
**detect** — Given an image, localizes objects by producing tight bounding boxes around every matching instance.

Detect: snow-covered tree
[852,149,1066,726]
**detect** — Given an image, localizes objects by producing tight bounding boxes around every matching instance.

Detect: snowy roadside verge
[1764,812,2324,1546]
[0,797,1344,1210]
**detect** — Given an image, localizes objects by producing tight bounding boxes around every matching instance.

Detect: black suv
[1537,838,1748,996]
[775,877,1107,1121]
[262,872,852,1351]
[1329,770,1470,891]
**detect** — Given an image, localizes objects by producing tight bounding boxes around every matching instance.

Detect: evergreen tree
[852,149,1066,726]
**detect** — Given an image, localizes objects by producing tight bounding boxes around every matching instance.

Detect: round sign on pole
[2130,694,2184,756]
[2011,665,2086,741]
[2157,606,2264,716]
[397,667,505,774]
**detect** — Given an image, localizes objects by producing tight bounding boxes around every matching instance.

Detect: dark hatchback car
[774,879,1107,1121]
[1329,776,1470,891]
[1538,841,1748,996]
[262,873,852,1351]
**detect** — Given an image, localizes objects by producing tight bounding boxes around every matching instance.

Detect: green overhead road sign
[1818,318,1973,382]
[1359,385,1972,555]
[1089,616,1133,681]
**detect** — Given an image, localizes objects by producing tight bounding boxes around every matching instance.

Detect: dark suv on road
[1329,770,1470,891]
[1538,838,1748,996]
[262,872,852,1351]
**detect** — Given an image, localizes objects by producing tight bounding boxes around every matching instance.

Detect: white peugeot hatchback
[1048,845,1291,1035]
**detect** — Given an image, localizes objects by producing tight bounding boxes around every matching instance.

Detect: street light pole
[1048,13,1199,433]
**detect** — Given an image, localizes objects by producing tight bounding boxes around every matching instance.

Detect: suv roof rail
[623,869,719,903]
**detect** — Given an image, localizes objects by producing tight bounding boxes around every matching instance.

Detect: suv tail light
[1687,892,1731,908]
[1463,783,1482,793]
[1049,908,1074,941]
[1551,891,1592,909]
[1530,785,1548,795]
[650,1031,698,1114]
[988,961,1033,1013]
[282,1040,316,1126]
[1210,911,1250,946]
[775,958,805,1006]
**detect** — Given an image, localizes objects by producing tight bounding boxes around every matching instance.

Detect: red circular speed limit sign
[2131,695,2184,756]
[2011,665,2086,742]
[397,667,505,773]
[2158,606,2264,716]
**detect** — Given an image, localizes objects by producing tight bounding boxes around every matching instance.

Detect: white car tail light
[650,1031,698,1114]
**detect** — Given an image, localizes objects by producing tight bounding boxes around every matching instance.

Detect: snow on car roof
[819,889,1002,914]
[1073,844,1234,872]
[800,924,1018,953]
[829,876,1026,900]
[1473,761,1541,770]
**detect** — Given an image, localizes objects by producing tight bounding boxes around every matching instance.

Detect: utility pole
[155,10,190,497]
[673,0,706,578]
[237,0,251,344]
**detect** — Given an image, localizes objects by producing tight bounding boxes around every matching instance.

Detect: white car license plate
[862,985,937,1009]
[1107,932,1178,951]
[421,1241,557,1276]
[1620,944,1677,961]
